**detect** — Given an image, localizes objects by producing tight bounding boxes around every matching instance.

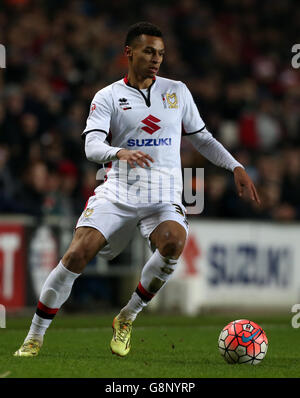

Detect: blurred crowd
[0,0,300,221]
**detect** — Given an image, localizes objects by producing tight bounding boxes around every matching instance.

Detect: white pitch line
[0,371,11,378]
[8,323,290,333]
[33,324,290,332]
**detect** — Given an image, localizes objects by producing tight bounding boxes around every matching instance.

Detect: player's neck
[126,71,153,90]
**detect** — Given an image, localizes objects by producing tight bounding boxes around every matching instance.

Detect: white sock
[140,249,177,293]
[25,261,80,343]
[119,249,177,321]
[118,292,147,322]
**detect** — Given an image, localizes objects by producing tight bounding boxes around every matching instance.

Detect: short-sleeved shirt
[83,75,205,205]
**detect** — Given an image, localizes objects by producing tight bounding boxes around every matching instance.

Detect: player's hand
[233,166,261,205]
[116,149,154,168]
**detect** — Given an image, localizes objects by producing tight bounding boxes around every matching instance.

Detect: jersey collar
[123,75,156,86]
[123,75,156,108]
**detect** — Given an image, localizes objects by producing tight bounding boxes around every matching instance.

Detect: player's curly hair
[125,21,163,46]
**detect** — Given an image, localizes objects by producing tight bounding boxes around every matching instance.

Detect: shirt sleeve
[81,89,113,139]
[85,131,123,164]
[181,82,206,135]
[185,127,244,172]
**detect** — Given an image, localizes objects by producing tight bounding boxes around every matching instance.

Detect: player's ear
[125,45,133,58]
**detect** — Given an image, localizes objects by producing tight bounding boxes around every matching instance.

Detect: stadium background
[0,0,300,320]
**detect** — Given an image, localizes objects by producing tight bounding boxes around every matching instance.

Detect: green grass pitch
[0,311,299,378]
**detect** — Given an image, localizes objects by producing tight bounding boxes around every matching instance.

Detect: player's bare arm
[233,166,261,205]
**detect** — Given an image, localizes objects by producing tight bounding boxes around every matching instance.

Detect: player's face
[127,35,165,79]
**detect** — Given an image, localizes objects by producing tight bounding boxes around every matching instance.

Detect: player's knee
[159,232,185,258]
[62,248,89,272]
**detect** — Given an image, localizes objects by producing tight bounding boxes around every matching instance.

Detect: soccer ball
[218,319,268,365]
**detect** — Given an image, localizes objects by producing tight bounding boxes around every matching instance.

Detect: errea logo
[141,115,161,135]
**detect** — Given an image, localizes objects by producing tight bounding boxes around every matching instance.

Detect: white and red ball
[218,319,268,365]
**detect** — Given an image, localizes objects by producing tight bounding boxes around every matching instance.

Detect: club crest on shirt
[83,208,94,218]
[165,93,178,109]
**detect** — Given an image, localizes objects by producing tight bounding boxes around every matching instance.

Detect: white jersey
[83,75,205,204]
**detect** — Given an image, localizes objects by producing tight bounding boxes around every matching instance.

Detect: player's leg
[14,226,106,357]
[111,217,187,357]
[118,220,186,320]
[62,226,107,273]
[148,219,186,258]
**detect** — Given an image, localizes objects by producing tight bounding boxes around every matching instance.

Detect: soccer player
[14,22,260,357]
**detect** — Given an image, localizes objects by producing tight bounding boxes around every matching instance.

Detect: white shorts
[76,195,189,260]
